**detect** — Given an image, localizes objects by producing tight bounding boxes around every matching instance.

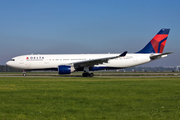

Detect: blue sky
[0,0,180,66]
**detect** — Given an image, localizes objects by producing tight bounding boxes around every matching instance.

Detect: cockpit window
[10,59,15,61]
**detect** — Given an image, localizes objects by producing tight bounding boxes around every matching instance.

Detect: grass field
[0,77,180,120]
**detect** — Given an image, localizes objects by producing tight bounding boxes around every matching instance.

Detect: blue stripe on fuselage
[91,66,124,71]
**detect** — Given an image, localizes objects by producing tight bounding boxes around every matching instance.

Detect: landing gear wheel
[90,73,94,77]
[82,73,88,77]
[23,73,26,77]
[82,72,94,77]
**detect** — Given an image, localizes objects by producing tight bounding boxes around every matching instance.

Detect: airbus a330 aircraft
[6,29,172,77]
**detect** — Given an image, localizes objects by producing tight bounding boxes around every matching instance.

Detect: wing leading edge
[73,51,128,68]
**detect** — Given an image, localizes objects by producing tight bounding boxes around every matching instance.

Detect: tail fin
[137,29,170,53]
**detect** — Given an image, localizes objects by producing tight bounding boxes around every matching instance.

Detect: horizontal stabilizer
[150,52,173,60]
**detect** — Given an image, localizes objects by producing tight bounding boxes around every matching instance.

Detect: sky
[0,0,180,67]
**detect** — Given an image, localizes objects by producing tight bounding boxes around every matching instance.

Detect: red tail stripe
[150,39,159,53]
[159,40,167,53]
[153,34,168,42]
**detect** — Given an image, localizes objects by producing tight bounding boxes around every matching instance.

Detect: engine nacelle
[58,65,75,74]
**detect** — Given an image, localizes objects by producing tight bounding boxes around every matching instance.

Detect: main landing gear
[82,72,94,77]
[82,66,94,77]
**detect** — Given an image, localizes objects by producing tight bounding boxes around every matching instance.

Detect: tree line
[0,65,21,72]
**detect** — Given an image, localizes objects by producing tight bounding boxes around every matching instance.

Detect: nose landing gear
[23,70,26,77]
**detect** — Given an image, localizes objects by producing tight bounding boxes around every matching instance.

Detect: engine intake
[58,65,75,74]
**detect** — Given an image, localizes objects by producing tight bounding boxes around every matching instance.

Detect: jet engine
[58,65,75,74]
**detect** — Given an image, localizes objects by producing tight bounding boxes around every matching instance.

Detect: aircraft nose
[6,61,11,67]
[6,61,10,66]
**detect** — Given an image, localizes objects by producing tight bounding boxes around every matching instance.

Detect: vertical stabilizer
[137,29,170,53]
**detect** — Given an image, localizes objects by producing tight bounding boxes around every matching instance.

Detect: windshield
[10,59,15,61]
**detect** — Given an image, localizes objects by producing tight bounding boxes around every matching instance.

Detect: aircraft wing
[150,52,173,60]
[73,51,127,68]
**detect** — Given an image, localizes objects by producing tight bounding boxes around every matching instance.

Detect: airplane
[6,29,172,77]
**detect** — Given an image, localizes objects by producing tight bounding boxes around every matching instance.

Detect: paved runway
[0,72,180,78]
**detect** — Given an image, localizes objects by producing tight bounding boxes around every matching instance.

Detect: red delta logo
[26,56,45,61]
[150,34,168,53]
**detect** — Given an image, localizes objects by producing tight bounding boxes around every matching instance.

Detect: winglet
[119,51,128,57]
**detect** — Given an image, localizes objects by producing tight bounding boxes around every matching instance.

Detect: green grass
[0,77,180,120]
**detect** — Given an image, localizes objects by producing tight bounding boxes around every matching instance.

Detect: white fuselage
[6,53,153,71]
[5,28,172,77]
